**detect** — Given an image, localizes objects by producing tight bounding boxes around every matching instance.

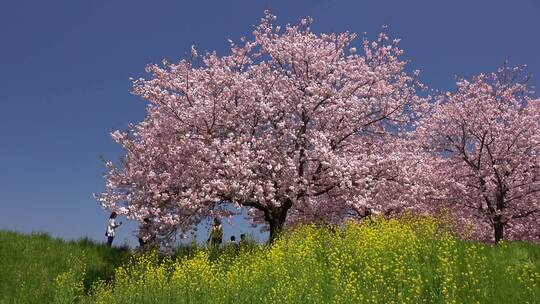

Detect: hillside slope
[0,230,129,303]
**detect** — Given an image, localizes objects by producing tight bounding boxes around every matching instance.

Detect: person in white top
[105,212,122,247]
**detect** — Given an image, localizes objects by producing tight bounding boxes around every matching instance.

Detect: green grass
[2,217,540,303]
[0,230,130,304]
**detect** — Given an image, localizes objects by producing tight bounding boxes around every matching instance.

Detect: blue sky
[1,0,539,247]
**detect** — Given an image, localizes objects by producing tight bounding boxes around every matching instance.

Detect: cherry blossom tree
[98,12,427,242]
[284,136,428,226]
[415,65,540,243]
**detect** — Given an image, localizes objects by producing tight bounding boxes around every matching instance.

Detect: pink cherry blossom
[98,12,427,243]
[415,64,540,243]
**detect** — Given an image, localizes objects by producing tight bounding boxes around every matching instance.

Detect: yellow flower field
[53,216,540,304]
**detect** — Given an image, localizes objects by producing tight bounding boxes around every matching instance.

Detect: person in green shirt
[208,217,223,246]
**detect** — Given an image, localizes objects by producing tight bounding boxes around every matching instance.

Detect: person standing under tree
[240,233,247,245]
[138,218,153,247]
[207,218,223,247]
[105,212,122,247]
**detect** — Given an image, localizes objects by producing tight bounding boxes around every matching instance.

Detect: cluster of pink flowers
[98,12,540,244]
[414,65,540,243]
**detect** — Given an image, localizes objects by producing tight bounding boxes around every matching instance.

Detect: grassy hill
[1,217,540,303]
[82,219,540,304]
[0,230,130,303]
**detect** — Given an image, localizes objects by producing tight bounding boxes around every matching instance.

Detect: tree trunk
[242,198,292,244]
[494,191,506,244]
[266,203,291,243]
[494,220,504,244]
[268,216,285,243]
